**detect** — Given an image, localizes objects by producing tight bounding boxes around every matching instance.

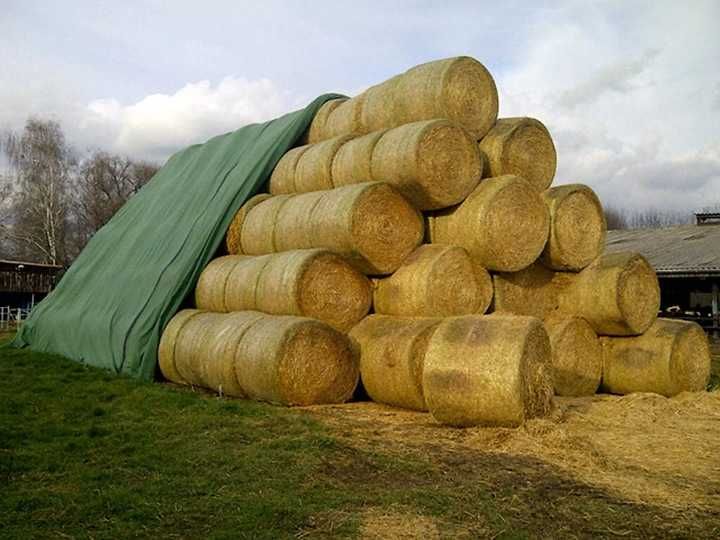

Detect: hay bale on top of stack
[159,55,710,423]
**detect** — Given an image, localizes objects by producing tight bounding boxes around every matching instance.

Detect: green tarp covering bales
[10,94,343,380]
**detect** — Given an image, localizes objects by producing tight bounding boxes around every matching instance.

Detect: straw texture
[373,245,492,317]
[229,182,424,274]
[478,117,557,191]
[225,193,272,254]
[427,175,550,272]
[159,309,360,405]
[422,314,554,427]
[195,250,372,331]
[541,184,606,271]
[492,263,573,319]
[600,318,711,397]
[305,98,348,144]
[268,146,309,194]
[322,94,367,139]
[293,134,354,193]
[544,314,602,397]
[349,315,441,411]
[560,252,660,336]
[331,129,387,187]
[158,309,201,384]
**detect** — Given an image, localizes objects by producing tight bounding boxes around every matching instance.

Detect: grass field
[2,331,720,539]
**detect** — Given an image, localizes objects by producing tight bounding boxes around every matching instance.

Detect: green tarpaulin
[10,94,343,380]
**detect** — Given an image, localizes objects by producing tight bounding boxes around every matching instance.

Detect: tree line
[0,118,159,266]
[604,206,694,231]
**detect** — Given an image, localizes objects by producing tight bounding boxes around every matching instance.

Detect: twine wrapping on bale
[225,193,272,254]
[544,314,602,397]
[195,250,372,331]
[560,251,660,336]
[600,318,711,397]
[422,314,554,427]
[331,129,388,187]
[541,184,606,271]
[293,134,355,193]
[228,182,424,274]
[304,98,348,144]
[373,244,493,317]
[427,175,550,272]
[158,309,359,405]
[349,315,441,411]
[492,263,573,319]
[478,117,557,191]
[268,146,309,195]
[369,119,483,210]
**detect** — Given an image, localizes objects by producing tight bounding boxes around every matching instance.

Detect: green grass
[1,336,717,539]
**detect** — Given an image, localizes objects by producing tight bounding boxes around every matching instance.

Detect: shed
[0,259,63,309]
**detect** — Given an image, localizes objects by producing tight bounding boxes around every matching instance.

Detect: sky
[1,0,719,212]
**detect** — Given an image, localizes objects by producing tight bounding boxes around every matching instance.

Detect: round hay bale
[322,94,367,139]
[225,193,272,254]
[173,311,225,386]
[294,134,354,193]
[234,315,359,405]
[492,263,574,319]
[600,318,711,397]
[195,256,247,312]
[305,98,347,144]
[331,129,388,187]
[242,182,422,274]
[392,56,499,139]
[268,146,309,195]
[239,194,291,254]
[422,314,554,427]
[360,76,403,133]
[158,309,201,384]
[478,117,556,191]
[561,252,660,336]
[427,175,550,272]
[201,311,265,397]
[373,244,492,317]
[349,315,441,411]
[541,184,606,271]
[370,119,483,210]
[544,314,602,397]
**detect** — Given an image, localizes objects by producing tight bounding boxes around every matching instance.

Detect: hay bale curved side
[427,175,550,272]
[544,314,602,396]
[360,76,403,133]
[600,318,711,396]
[349,315,441,411]
[331,130,387,187]
[294,135,354,193]
[234,315,359,405]
[195,256,247,312]
[478,117,557,191]
[305,98,347,144]
[269,146,309,195]
[541,184,606,271]
[492,263,574,319]
[422,314,554,427]
[172,311,225,386]
[370,119,482,210]
[158,309,202,384]
[225,193,272,254]
[322,94,367,139]
[239,194,292,254]
[561,252,660,336]
[373,244,492,316]
[273,191,326,252]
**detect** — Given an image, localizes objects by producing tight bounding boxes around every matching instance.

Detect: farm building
[0,259,63,310]
[605,212,720,333]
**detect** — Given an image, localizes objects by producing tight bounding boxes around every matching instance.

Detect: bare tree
[604,205,693,231]
[604,206,628,230]
[0,119,76,265]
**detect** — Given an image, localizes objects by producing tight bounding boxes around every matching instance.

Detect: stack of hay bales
[159,55,711,423]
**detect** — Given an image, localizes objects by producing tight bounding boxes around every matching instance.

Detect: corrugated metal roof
[605,225,720,275]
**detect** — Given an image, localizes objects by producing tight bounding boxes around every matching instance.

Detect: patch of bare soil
[305,391,720,513]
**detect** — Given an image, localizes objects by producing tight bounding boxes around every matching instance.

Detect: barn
[0,259,63,311]
[605,212,720,333]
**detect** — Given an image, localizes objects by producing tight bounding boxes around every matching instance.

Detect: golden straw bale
[158,309,201,384]
[544,314,602,397]
[234,315,359,405]
[225,193,272,254]
[360,76,403,133]
[600,318,711,397]
[492,263,573,319]
[560,252,660,336]
[427,175,550,272]
[305,98,347,144]
[268,146,308,195]
[232,182,423,274]
[541,184,606,271]
[422,314,554,427]
[294,134,354,193]
[331,130,388,187]
[322,94,367,138]
[194,256,247,312]
[349,315,441,411]
[172,311,224,386]
[478,117,557,191]
[370,119,482,210]
[373,244,492,317]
